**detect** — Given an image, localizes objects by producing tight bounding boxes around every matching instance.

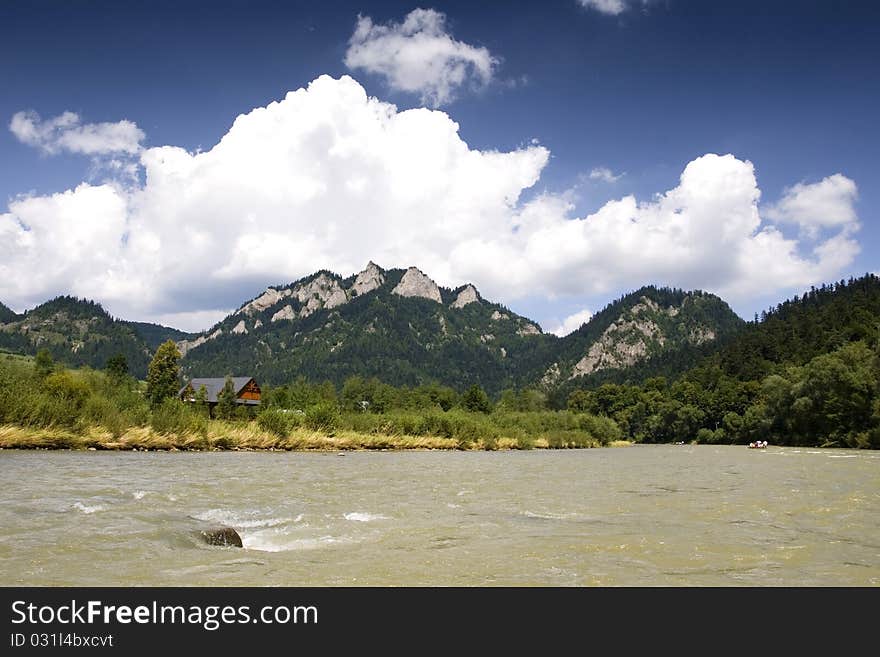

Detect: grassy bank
[0,422,627,451]
[0,354,625,451]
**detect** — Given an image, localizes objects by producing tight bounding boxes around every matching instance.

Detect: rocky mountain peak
[351,261,385,297]
[392,267,442,303]
[238,287,285,316]
[294,273,348,317]
[451,284,480,309]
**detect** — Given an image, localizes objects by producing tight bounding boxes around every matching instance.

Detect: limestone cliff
[392,267,443,303]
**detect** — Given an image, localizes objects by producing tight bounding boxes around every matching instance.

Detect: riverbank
[0,424,631,451]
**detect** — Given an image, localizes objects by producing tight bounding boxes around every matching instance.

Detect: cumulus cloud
[764,173,858,237]
[0,75,862,331]
[344,8,497,107]
[549,309,594,337]
[587,167,623,183]
[10,110,144,155]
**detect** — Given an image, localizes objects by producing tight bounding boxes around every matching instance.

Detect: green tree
[341,376,366,412]
[194,384,210,417]
[146,340,181,407]
[216,375,237,420]
[462,384,492,414]
[567,389,593,413]
[105,353,129,382]
[35,348,54,379]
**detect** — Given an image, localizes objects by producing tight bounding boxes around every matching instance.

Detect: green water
[0,445,877,585]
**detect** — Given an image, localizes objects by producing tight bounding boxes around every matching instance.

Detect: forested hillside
[0,301,18,324]
[0,296,153,377]
[564,274,880,448]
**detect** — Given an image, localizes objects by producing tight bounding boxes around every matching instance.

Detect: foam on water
[344,512,388,522]
[243,533,354,553]
[72,502,105,514]
[132,490,148,500]
[193,508,297,529]
[521,510,575,521]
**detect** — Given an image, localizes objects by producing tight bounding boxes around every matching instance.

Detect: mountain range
[0,262,747,394]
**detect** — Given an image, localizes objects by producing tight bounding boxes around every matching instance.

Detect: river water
[0,445,877,586]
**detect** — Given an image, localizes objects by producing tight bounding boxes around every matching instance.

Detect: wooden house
[178,377,261,408]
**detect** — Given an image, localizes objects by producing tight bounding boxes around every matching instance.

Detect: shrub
[43,372,90,409]
[305,403,339,433]
[151,398,207,437]
[695,428,714,444]
[257,408,291,437]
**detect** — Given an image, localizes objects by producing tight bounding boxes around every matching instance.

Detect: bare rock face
[271,305,296,323]
[351,261,385,297]
[491,310,509,321]
[176,328,222,357]
[541,362,562,387]
[568,295,690,379]
[392,267,442,303]
[231,320,248,335]
[294,274,348,318]
[517,322,541,336]
[239,272,353,322]
[689,326,716,344]
[239,287,287,316]
[451,284,480,309]
[570,318,663,378]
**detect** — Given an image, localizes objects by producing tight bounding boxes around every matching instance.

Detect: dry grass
[0,422,619,452]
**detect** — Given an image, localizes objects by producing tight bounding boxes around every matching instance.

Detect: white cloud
[0,76,862,332]
[344,8,498,107]
[763,174,858,237]
[587,167,623,183]
[10,110,144,155]
[549,309,594,337]
[445,153,860,305]
[577,0,653,15]
[578,0,628,15]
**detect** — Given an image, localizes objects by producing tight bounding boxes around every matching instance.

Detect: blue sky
[1,0,877,333]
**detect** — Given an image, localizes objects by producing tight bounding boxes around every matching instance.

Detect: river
[1,445,877,586]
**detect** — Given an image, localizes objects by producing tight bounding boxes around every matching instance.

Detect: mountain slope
[0,296,153,377]
[0,301,19,324]
[124,321,194,351]
[542,286,745,393]
[712,273,880,381]
[177,264,745,395]
[178,263,558,394]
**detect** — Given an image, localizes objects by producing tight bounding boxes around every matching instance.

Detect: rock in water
[198,526,243,547]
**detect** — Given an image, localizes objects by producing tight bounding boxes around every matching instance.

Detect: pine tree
[462,384,492,413]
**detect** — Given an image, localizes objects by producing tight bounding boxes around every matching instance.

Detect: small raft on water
[748,440,769,449]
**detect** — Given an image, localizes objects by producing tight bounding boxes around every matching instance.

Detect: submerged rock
[197,526,243,548]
